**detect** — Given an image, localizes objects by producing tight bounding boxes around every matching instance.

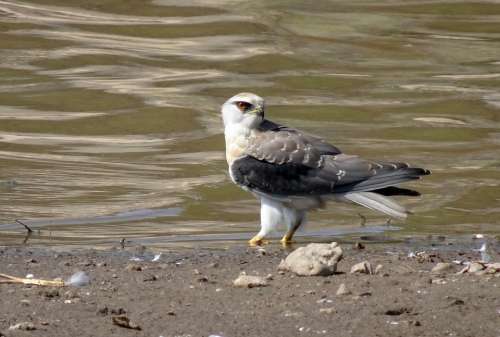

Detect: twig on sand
[15,219,33,233]
[0,273,65,287]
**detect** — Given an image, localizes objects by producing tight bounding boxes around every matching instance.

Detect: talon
[280,237,293,247]
[280,230,296,246]
[248,235,267,246]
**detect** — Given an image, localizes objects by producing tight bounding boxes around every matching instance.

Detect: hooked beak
[249,105,264,118]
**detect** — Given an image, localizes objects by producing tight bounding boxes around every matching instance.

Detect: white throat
[224,123,251,148]
[224,122,253,167]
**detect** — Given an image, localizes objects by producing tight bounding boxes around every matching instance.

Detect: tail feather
[343,192,408,219]
[372,186,420,196]
[334,167,429,194]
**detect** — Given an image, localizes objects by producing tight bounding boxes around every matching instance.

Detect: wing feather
[247,119,341,168]
[232,120,429,196]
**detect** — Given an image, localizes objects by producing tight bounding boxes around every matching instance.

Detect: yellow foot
[280,237,294,247]
[248,235,268,246]
[280,230,297,246]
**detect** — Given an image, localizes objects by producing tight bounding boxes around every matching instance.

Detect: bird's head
[221,92,265,129]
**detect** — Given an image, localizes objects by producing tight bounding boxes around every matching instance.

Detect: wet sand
[1,239,499,337]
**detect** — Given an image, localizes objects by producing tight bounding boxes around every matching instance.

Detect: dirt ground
[1,238,499,337]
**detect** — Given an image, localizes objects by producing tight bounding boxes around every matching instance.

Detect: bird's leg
[280,209,306,246]
[280,229,298,246]
[249,197,281,246]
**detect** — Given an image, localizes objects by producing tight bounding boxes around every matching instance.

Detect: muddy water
[0,0,499,248]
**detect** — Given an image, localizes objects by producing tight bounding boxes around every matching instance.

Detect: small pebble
[98,307,109,315]
[233,274,268,288]
[316,298,333,304]
[448,298,465,306]
[125,264,142,271]
[350,261,373,275]
[282,310,302,317]
[143,274,158,282]
[431,262,453,274]
[319,307,336,314]
[336,283,351,296]
[431,278,447,285]
[112,315,141,330]
[8,322,36,331]
[40,289,60,298]
[469,262,485,273]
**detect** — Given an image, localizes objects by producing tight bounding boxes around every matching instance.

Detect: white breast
[224,124,251,165]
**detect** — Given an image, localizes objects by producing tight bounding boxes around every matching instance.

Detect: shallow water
[0,0,499,248]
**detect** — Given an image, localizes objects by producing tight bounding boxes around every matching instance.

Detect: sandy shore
[1,239,499,337]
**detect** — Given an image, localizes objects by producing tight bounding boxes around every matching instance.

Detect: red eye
[236,101,252,111]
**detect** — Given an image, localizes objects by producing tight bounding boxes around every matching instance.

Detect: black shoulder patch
[230,155,430,197]
[231,156,337,196]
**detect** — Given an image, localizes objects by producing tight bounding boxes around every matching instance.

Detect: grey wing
[233,122,429,196]
[248,120,341,168]
[257,119,341,156]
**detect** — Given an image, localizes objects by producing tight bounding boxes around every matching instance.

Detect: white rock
[317,298,333,304]
[431,278,447,285]
[336,283,351,296]
[468,262,485,273]
[350,261,373,274]
[282,310,302,317]
[9,322,36,331]
[278,242,343,276]
[431,262,453,274]
[233,274,268,288]
[319,307,336,314]
[485,262,500,273]
[457,261,500,275]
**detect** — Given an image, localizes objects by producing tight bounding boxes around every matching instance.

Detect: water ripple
[12,29,275,61]
[0,0,251,25]
[0,0,499,247]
